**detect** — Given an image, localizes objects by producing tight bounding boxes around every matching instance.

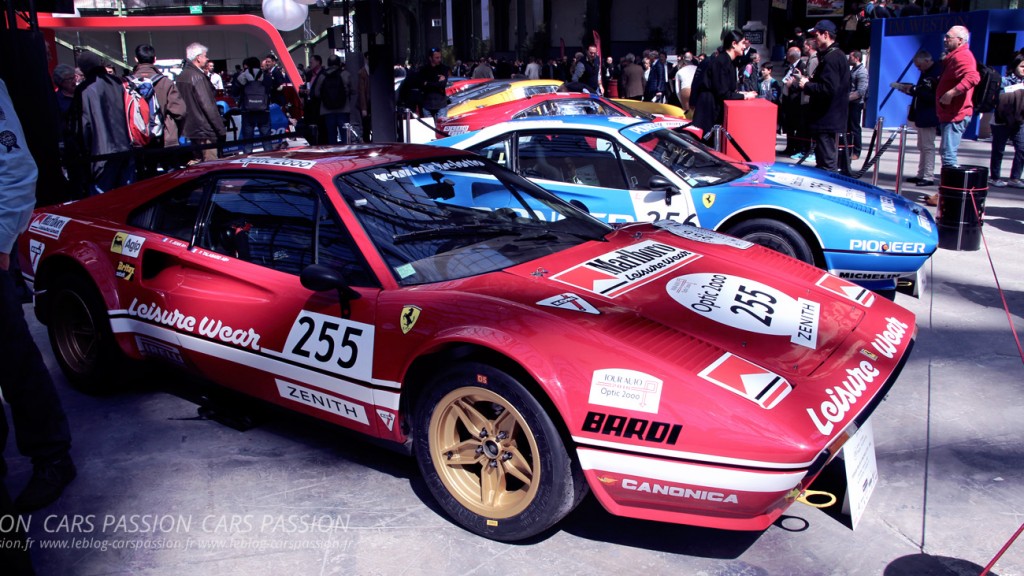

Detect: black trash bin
[937,165,988,251]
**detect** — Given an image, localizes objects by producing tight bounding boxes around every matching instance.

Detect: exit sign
[189,5,203,14]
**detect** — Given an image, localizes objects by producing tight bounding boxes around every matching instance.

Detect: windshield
[631,128,748,187]
[513,98,626,119]
[337,156,611,286]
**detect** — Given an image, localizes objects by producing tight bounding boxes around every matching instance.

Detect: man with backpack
[236,56,272,154]
[313,54,353,144]
[130,44,187,174]
[176,42,226,163]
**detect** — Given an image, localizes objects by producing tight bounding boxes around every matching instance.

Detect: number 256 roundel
[666,273,821,349]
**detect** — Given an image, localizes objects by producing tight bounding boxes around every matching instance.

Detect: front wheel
[46,272,123,394]
[726,218,815,265]
[413,362,586,541]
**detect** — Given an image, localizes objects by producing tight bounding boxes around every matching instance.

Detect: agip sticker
[666,273,820,349]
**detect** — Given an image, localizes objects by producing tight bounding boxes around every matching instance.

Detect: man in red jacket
[936,25,980,170]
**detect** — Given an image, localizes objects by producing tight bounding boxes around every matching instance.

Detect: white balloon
[262,0,309,31]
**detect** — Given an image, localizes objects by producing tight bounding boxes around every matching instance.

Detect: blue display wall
[867,10,1024,137]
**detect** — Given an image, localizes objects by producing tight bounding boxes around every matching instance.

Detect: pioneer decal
[666,273,820,349]
[849,239,927,254]
[807,316,909,435]
[589,369,663,414]
[552,240,700,298]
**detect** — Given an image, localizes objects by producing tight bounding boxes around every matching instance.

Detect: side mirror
[569,199,590,214]
[300,264,361,302]
[648,175,680,205]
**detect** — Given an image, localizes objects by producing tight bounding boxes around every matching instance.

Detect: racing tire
[413,362,586,541]
[726,218,815,265]
[46,272,123,394]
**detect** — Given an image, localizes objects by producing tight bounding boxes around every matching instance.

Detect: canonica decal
[653,220,753,249]
[28,214,71,239]
[806,316,909,435]
[817,274,875,307]
[666,273,820,349]
[551,240,700,298]
[536,293,599,314]
[589,369,663,414]
[698,353,792,409]
[279,310,375,381]
[620,478,739,504]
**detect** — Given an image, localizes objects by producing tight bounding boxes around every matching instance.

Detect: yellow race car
[437,79,562,120]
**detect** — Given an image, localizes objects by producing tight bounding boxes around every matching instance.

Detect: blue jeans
[241,111,271,154]
[939,117,970,168]
[990,122,1024,181]
[324,112,352,144]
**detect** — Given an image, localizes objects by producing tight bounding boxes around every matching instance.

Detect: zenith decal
[536,293,599,314]
[276,380,369,425]
[589,369,663,414]
[698,353,792,409]
[653,220,753,249]
[620,478,739,504]
[806,316,909,435]
[551,240,700,298]
[582,411,682,445]
[400,305,421,334]
[666,273,820,349]
[28,239,44,273]
[816,274,875,307]
[126,298,262,350]
[28,214,71,239]
[110,232,145,258]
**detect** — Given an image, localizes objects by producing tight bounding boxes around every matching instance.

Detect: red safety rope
[968,189,1024,576]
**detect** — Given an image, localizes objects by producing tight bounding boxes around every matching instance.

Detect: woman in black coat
[691,30,758,135]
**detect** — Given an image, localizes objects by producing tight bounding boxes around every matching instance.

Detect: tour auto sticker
[698,353,792,409]
[666,273,821,349]
[400,305,421,334]
[536,293,599,314]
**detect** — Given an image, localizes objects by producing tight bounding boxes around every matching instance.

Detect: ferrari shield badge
[400,305,421,334]
[702,193,716,208]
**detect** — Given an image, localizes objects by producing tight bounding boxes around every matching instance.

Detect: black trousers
[813,131,840,172]
[0,264,72,468]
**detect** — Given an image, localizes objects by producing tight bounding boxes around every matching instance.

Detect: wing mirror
[648,175,680,205]
[300,264,362,302]
[569,199,590,214]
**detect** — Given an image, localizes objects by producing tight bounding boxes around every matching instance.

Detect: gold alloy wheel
[428,386,541,518]
[53,289,100,375]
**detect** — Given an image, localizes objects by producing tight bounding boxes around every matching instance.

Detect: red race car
[437,91,691,137]
[20,145,915,541]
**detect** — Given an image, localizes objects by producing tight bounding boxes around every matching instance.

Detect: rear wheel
[726,218,815,265]
[413,362,586,541]
[47,273,122,394]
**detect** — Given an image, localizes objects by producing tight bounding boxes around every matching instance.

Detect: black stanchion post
[937,165,988,251]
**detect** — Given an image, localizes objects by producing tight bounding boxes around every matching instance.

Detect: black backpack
[241,71,269,112]
[321,70,347,109]
[973,63,1002,114]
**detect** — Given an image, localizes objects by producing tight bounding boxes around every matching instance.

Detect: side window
[471,136,512,169]
[127,183,205,242]
[619,146,660,189]
[197,176,376,285]
[534,132,628,189]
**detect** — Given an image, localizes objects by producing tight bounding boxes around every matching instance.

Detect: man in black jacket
[798,20,850,172]
[70,51,133,194]
[176,42,226,162]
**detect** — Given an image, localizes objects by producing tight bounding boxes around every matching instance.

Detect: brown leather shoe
[925,193,939,206]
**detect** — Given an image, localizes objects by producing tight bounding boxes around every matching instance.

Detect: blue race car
[434,116,937,294]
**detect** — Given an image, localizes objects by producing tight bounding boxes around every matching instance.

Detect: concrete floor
[4,130,1024,576]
